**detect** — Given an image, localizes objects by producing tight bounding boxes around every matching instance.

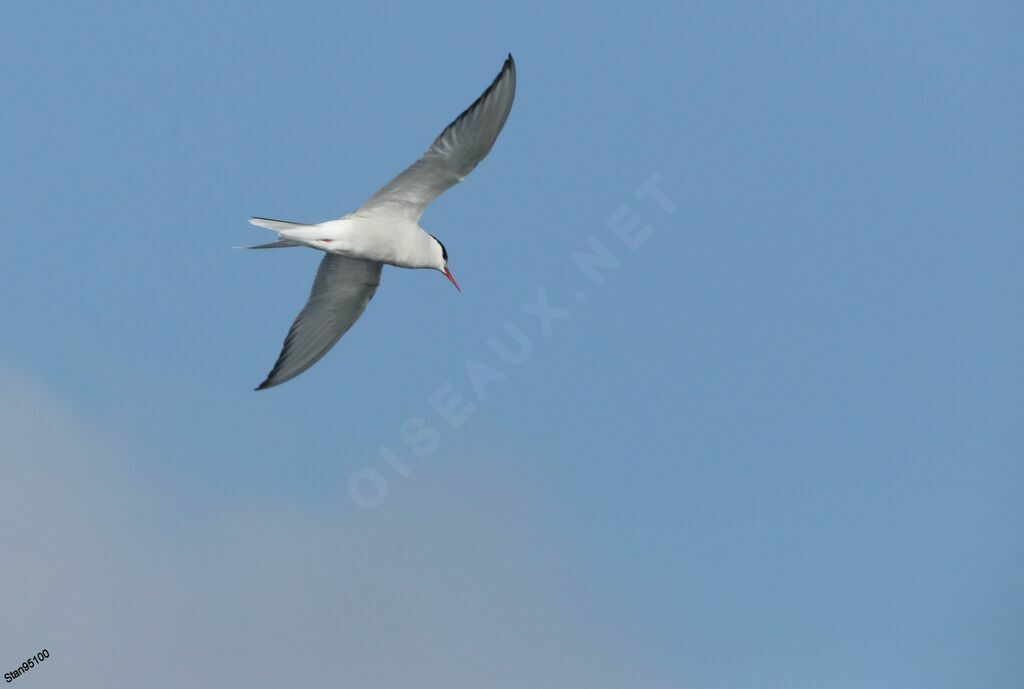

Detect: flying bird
[246,54,516,390]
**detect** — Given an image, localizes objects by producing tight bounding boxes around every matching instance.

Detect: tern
[246,54,516,390]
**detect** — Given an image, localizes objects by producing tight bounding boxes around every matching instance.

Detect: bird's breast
[318,217,431,268]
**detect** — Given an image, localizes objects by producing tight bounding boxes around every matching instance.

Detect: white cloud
[0,366,654,689]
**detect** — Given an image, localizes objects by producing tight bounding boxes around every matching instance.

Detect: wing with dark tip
[257,255,382,390]
[356,54,516,222]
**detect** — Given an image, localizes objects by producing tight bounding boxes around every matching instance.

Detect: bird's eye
[430,233,448,262]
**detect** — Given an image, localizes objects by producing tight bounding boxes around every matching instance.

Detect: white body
[276,214,439,269]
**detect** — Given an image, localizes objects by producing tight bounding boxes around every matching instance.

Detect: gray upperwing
[256,254,383,390]
[356,54,517,222]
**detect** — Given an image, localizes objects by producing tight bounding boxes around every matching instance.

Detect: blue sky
[1,2,1022,687]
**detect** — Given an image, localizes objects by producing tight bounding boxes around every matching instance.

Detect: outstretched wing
[257,255,383,390]
[356,54,516,222]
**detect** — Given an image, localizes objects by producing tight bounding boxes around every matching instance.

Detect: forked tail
[238,217,313,249]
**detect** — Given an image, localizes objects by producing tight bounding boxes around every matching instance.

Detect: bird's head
[429,234,460,291]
